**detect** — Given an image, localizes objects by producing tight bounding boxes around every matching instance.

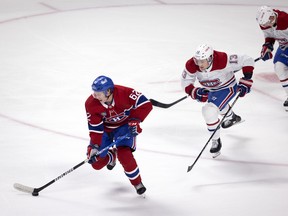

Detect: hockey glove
[87,144,100,164]
[191,87,209,102]
[237,78,253,97]
[261,42,274,61]
[128,119,142,137]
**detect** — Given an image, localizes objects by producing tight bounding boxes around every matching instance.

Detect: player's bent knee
[202,102,219,123]
[274,62,288,79]
[91,157,107,170]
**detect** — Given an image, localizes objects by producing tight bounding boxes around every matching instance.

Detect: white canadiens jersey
[260,9,288,48]
[181,51,254,91]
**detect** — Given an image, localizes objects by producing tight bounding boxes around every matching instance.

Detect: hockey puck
[32,191,39,196]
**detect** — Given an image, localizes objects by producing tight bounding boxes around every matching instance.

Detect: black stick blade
[150,95,188,109]
[187,165,194,172]
[149,99,171,108]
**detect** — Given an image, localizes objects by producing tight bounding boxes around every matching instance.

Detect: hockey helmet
[194,44,213,65]
[256,6,275,26]
[91,75,114,96]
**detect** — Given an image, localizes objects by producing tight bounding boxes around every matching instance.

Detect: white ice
[0,1,288,216]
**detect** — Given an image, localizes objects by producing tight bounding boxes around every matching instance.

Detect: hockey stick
[150,95,188,108]
[13,133,130,196]
[187,94,240,172]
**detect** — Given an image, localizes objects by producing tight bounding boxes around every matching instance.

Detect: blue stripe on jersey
[88,122,104,133]
[135,94,149,107]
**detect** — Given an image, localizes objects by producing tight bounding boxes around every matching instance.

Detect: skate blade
[222,120,245,129]
[236,119,245,125]
[139,193,146,199]
[212,151,221,158]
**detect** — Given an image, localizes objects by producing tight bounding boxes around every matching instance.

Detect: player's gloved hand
[87,144,100,164]
[191,87,209,102]
[261,42,274,61]
[237,78,253,97]
[185,84,209,102]
[128,119,142,137]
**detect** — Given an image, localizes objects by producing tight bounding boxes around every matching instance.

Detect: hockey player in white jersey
[181,44,255,157]
[256,6,288,111]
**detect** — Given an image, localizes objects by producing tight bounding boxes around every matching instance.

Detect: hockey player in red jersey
[85,75,153,195]
[181,44,255,157]
[256,6,288,111]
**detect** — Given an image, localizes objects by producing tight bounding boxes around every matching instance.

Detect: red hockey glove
[87,144,100,164]
[261,42,274,61]
[128,119,142,137]
[237,78,253,97]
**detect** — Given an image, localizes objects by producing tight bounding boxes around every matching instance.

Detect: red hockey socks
[117,146,142,186]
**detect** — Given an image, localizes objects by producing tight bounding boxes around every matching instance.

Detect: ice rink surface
[0,0,288,215]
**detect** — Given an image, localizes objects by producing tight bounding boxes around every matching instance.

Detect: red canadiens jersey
[85,85,153,145]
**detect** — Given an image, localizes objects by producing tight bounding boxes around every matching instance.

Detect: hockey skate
[284,98,288,111]
[210,138,222,158]
[221,113,242,129]
[106,148,117,170]
[134,182,146,196]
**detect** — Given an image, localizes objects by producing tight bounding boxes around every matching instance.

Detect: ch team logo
[105,114,128,124]
[200,78,220,87]
[105,109,130,124]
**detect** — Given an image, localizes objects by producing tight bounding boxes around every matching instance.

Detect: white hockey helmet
[194,44,213,65]
[256,6,275,26]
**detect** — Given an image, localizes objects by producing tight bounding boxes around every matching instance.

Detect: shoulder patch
[185,58,198,74]
[211,51,227,70]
